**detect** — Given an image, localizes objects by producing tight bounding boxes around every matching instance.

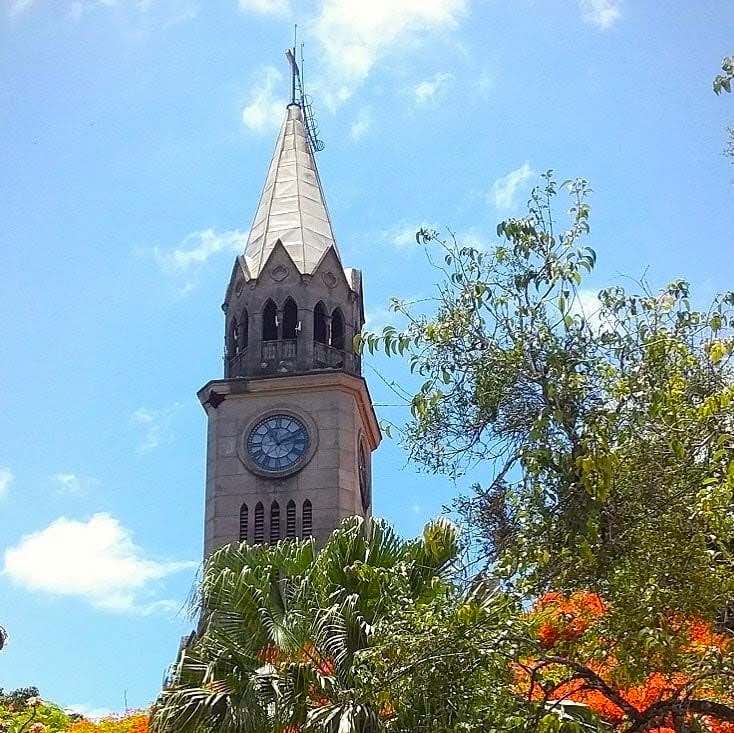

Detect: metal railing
[225,340,360,377]
[226,348,248,378]
[262,339,297,363]
[314,342,359,373]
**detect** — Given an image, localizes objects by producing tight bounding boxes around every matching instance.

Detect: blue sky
[1,0,733,716]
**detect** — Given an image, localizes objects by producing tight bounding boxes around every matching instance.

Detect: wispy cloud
[350,107,372,141]
[579,0,621,29]
[570,288,617,333]
[3,513,195,613]
[65,704,117,721]
[152,228,247,293]
[414,71,453,105]
[8,0,35,16]
[67,0,199,24]
[131,404,180,453]
[241,65,287,134]
[0,467,13,500]
[490,162,534,211]
[309,0,467,106]
[384,222,433,250]
[154,228,247,274]
[238,0,290,14]
[52,472,98,496]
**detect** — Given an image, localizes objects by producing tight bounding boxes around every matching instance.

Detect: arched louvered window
[270,501,281,543]
[241,309,249,348]
[254,502,264,544]
[331,308,345,350]
[314,302,328,345]
[286,500,296,539]
[262,300,277,341]
[230,317,240,355]
[302,499,313,538]
[283,298,298,340]
[239,503,249,543]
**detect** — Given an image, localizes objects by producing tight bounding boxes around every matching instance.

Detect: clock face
[247,414,310,474]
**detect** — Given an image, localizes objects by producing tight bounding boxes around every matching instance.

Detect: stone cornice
[198,372,382,449]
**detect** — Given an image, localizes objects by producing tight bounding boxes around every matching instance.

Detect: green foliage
[714,56,734,95]
[0,690,75,733]
[358,173,734,668]
[151,517,461,733]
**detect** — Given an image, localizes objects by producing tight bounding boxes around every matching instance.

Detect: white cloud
[490,162,534,211]
[414,71,453,105]
[8,0,35,15]
[0,468,13,500]
[310,0,467,104]
[65,704,116,721]
[52,472,97,496]
[3,513,195,613]
[385,222,433,250]
[364,307,393,331]
[154,228,247,273]
[350,107,372,141]
[67,0,199,24]
[242,65,287,134]
[238,0,289,14]
[579,0,621,29]
[131,403,180,453]
[571,288,616,333]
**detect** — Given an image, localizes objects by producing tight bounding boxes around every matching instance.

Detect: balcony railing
[226,347,247,378]
[262,339,297,363]
[314,342,359,373]
[226,340,360,378]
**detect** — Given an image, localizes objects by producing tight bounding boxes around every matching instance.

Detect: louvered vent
[302,499,312,538]
[286,500,296,539]
[239,503,248,542]
[254,502,264,544]
[270,501,281,544]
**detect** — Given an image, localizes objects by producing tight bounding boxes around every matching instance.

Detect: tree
[358,173,734,731]
[0,690,74,733]
[713,56,734,161]
[713,57,734,95]
[150,517,459,733]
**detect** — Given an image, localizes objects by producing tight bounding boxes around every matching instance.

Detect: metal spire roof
[243,103,341,279]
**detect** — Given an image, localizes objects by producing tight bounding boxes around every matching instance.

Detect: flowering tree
[358,172,734,733]
[519,592,734,733]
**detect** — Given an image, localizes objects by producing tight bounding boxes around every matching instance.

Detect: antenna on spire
[285,29,325,153]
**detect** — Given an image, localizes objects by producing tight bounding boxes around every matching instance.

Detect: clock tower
[197,100,381,556]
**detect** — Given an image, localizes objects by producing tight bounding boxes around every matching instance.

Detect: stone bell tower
[197,100,381,556]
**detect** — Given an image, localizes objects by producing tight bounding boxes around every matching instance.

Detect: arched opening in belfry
[270,501,281,543]
[286,500,296,539]
[230,317,240,355]
[262,300,278,341]
[331,308,345,350]
[314,302,328,344]
[302,499,313,538]
[254,502,264,544]
[283,298,298,340]
[240,309,249,349]
[239,503,248,543]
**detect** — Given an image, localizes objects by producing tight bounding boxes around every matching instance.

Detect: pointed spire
[243,103,341,280]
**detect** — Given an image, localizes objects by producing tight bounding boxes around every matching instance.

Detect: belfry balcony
[261,338,297,371]
[314,342,360,373]
[225,340,360,378]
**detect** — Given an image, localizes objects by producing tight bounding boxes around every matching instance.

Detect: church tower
[197,98,381,556]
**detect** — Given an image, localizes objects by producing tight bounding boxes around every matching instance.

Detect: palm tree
[150,516,457,733]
